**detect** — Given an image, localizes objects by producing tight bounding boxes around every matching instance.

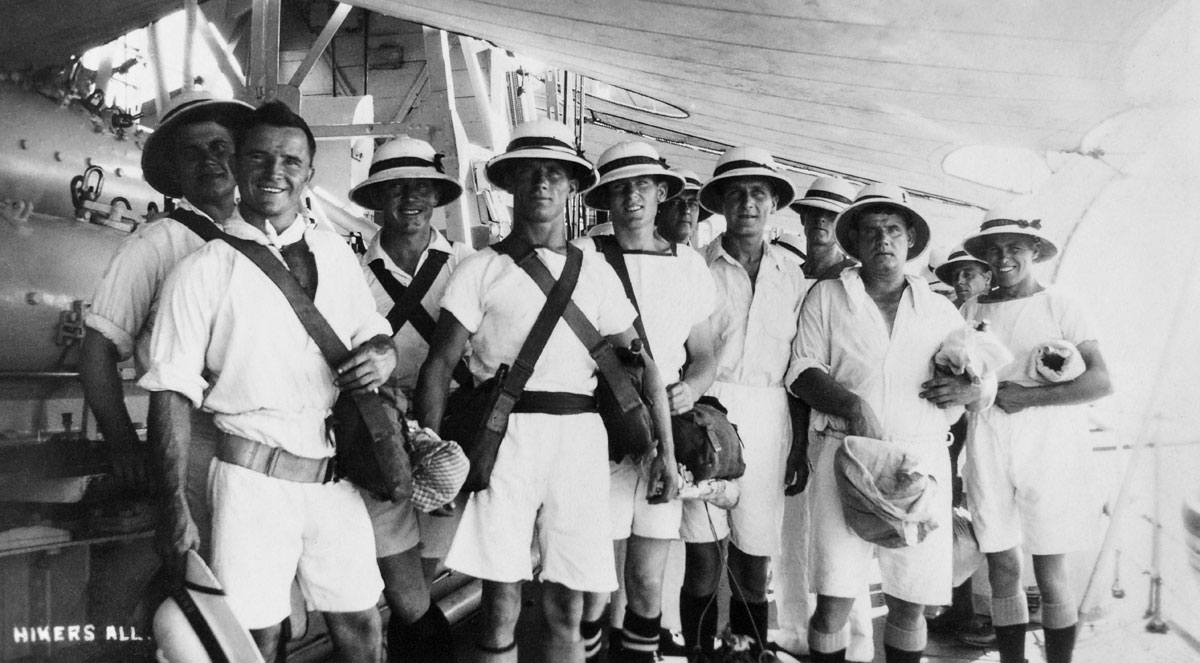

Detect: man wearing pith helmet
[774,174,875,662]
[348,135,475,663]
[673,146,808,659]
[416,120,676,663]
[935,246,992,307]
[81,90,252,568]
[654,167,711,246]
[573,142,719,663]
[960,208,1111,663]
[788,183,994,663]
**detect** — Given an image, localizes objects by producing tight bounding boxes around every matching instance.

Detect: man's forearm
[79,331,139,447]
[148,391,193,503]
[790,367,861,420]
[642,353,676,463]
[415,359,453,434]
[786,395,811,457]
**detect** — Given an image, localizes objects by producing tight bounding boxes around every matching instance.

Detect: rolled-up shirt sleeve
[85,233,164,360]
[785,281,833,396]
[138,251,219,407]
[440,252,488,334]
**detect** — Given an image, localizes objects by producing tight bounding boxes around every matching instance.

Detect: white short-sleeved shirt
[139,212,391,458]
[571,238,717,381]
[959,288,1096,388]
[439,246,637,395]
[704,236,809,388]
[86,200,222,375]
[362,229,474,393]
[789,267,969,440]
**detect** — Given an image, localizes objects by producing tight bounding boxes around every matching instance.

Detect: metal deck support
[289,3,353,89]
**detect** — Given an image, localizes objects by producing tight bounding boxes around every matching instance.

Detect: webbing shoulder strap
[504,242,644,416]
[219,236,394,444]
[593,235,654,359]
[489,239,583,401]
[368,249,449,338]
[169,208,225,242]
[367,250,473,386]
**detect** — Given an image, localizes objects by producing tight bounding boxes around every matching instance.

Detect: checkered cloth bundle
[405,420,469,513]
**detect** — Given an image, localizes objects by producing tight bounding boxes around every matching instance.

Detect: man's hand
[108,441,150,486]
[156,500,200,586]
[920,371,982,409]
[336,334,397,393]
[784,443,811,496]
[646,453,681,504]
[666,381,697,415]
[994,381,1033,414]
[847,398,884,439]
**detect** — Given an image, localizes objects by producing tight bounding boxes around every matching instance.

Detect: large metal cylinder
[0,213,126,372]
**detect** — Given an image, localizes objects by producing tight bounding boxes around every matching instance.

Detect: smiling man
[959,208,1112,663]
[417,120,676,663]
[574,142,718,663]
[80,91,252,564]
[789,184,993,663]
[672,147,807,660]
[348,136,474,663]
[140,101,394,663]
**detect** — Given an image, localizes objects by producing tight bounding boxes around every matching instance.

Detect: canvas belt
[510,391,597,415]
[216,434,335,484]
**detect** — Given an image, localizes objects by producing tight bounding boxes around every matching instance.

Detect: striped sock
[617,609,660,662]
[581,618,604,662]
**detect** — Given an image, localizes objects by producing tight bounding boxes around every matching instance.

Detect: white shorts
[610,457,683,540]
[209,461,383,629]
[419,493,468,559]
[679,382,789,556]
[445,413,617,593]
[810,430,952,607]
[362,491,422,558]
[964,406,1098,555]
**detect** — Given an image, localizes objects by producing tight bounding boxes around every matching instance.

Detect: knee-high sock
[389,604,455,663]
[729,597,770,651]
[992,593,1029,663]
[616,609,661,663]
[883,620,926,661]
[580,617,604,663]
[1044,624,1078,663]
[679,591,717,653]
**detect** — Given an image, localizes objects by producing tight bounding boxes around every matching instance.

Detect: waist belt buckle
[262,445,286,479]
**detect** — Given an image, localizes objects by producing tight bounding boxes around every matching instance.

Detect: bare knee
[324,609,382,663]
[625,536,670,615]
[480,581,523,647]
[541,582,584,638]
[1032,554,1073,605]
[987,548,1023,596]
[810,595,855,634]
[379,547,431,623]
[883,595,924,630]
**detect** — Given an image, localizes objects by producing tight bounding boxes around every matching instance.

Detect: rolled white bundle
[1028,339,1085,383]
[934,321,1014,382]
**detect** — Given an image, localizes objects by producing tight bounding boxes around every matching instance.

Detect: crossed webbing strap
[367,250,473,386]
